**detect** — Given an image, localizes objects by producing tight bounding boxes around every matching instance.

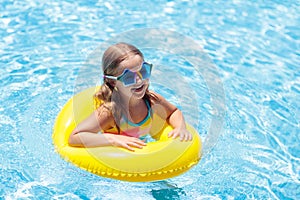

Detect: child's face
[114,54,150,99]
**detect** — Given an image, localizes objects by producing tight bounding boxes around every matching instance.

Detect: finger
[188,133,193,141]
[131,138,146,146]
[180,132,189,141]
[182,130,191,141]
[128,142,144,149]
[168,130,174,138]
[169,131,178,138]
[180,133,185,141]
[172,133,179,139]
[183,132,189,141]
[180,133,184,141]
[124,144,135,151]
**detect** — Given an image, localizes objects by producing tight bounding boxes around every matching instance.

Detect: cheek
[144,79,150,86]
[115,82,130,92]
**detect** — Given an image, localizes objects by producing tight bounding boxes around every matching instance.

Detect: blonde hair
[94,42,157,132]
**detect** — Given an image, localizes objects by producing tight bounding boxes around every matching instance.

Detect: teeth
[136,85,143,90]
[132,85,144,92]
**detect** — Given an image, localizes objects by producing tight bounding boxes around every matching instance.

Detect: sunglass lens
[120,71,136,86]
[140,63,152,79]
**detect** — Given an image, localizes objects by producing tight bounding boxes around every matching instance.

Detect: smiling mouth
[132,84,144,92]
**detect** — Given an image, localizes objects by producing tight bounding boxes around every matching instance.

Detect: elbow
[68,135,76,147]
[68,131,82,147]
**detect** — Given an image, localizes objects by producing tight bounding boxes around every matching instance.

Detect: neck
[118,93,143,113]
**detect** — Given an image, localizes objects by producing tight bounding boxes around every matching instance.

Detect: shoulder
[148,90,165,103]
[148,90,177,113]
[95,103,115,130]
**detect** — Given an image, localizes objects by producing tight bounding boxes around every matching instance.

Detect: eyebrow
[119,62,143,73]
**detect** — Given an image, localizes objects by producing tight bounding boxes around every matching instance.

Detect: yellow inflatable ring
[52,87,202,182]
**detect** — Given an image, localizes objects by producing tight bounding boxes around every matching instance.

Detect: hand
[168,127,193,141]
[104,134,146,151]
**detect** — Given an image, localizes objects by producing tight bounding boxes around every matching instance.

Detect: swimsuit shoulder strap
[125,99,152,127]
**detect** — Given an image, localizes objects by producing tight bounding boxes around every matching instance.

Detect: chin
[132,89,147,99]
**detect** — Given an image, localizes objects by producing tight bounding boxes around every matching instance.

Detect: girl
[69,42,192,151]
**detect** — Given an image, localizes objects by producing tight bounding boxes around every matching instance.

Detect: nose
[135,71,143,83]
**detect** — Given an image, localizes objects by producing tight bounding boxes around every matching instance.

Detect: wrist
[103,133,116,146]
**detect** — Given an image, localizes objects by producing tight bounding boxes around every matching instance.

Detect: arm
[68,107,146,151]
[167,108,192,141]
[151,92,192,141]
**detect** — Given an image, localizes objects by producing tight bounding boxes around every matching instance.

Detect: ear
[105,79,116,88]
[109,79,117,87]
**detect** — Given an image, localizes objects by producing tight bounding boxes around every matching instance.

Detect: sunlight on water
[1,0,299,199]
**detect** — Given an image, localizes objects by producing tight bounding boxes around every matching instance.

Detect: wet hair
[94,42,157,132]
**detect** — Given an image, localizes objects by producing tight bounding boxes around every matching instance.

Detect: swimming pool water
[1,0,299,199]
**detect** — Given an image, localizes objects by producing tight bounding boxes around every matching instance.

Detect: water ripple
[1,0,300,199]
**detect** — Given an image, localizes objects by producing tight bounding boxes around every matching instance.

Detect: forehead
[118,54,143,72]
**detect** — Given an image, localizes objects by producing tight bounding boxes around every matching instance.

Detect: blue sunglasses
[103,62,152,87]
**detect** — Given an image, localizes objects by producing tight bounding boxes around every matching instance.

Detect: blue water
[1,0,299,199]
